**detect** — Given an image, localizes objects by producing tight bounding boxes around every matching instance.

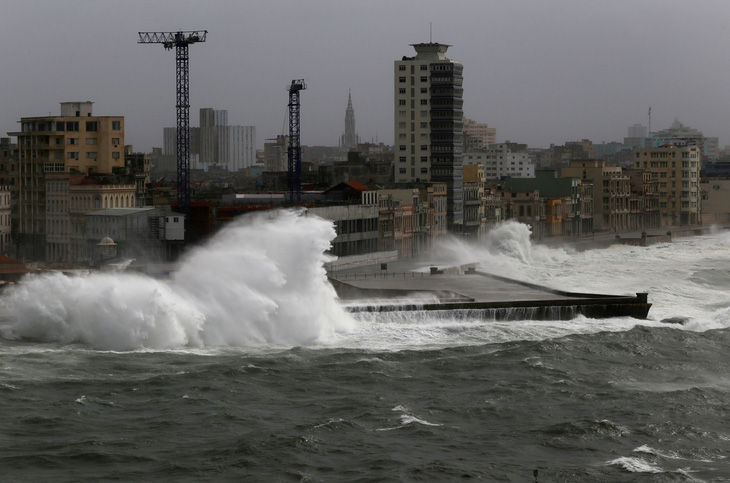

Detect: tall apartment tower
[199,108,229,168]
[8,101,124,260]
[229,126,256,171]
[340,90,359,151]
[394,43,464,231]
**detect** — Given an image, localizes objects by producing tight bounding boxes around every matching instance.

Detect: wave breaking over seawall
[0,210,354,350]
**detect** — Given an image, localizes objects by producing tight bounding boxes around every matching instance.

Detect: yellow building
[561,159,630,232]
[633,144,700,226]
[8,102,125,260]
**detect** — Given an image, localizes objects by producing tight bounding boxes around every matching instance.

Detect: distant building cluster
[163,108,256,172]
[0,39,728,272]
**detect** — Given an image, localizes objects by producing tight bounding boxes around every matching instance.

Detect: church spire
[341,89,359,150]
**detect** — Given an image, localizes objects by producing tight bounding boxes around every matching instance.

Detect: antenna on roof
[430,22,432,42]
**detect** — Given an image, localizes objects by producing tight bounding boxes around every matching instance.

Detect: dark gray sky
[2,0,729,152]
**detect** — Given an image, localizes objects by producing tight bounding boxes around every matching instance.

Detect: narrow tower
[341,90,359,150]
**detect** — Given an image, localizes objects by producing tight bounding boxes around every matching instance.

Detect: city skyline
[1,0,729,153]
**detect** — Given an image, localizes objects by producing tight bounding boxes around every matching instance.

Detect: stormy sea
[0,210,728,482]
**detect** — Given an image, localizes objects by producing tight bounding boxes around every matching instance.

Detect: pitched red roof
[325,181,371,193]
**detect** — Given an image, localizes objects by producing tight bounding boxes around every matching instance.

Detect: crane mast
[287,79,306,204]
[138,30,207,216]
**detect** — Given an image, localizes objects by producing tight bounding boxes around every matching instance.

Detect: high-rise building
[394,42,464,231]
[628,123,648,138]
[340,90,359,151]
[163,127,177,156]
[229,126,256,171]
[8,102,125,260]
[165,112,254,172]
[200,108,228,168]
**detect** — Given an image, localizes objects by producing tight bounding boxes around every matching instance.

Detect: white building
[228,126,256,171]
[200,108,228,169]
[463,144,535,180]
[394,42,464,230]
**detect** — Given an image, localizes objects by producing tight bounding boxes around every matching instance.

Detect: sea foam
[0,210,354,350]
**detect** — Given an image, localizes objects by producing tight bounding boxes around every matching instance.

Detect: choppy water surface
[1,214,728,481]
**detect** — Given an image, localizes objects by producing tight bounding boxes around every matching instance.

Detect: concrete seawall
[330,266,651,321]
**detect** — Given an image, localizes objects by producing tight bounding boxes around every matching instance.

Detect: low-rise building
[561,159,630,232]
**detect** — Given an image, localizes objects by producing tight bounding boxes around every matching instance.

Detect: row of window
[66,151,121,159]
[24,121,122,133]
[398,76,429,83]
[398,167,428,175]
[398,64,429,72]
[398,87,429,95]
[398,99,429,106]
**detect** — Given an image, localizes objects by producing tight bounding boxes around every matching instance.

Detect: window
[86,138,97,145]
[112,120,121,130]
[398,110,406,118]
[398,65,406,71]
[398,122,406,128]
[398,88,406,94]
[112,138,120,145]
[66,121,79,132]
[420,122,428,128]
[420,65,428,71]
[420,111,428,118]
[56,122,65,132]
[420,88,427,94]
[67,137,78,145]
[398,76,406,83]
[420,76,427,82]
[420,156,428,163]
[399,168,406,174]
[420,99,428,105]
[67,152,79,159]
[86,152,97,159]
[85,121,98,132]
[398,99,406,106]
[399,156,406,163]
[420,168,428,174]
[420,145,428,151]
[112,152,120,159]
[399,145,406,151]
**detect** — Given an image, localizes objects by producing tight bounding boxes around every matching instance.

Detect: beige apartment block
[8,101,125,260]
[701,179,730,225]
[561,159,630,232]
[463,118,496,150]
[633,144,700,226]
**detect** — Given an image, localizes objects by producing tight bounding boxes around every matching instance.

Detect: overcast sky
[2,0,729,152]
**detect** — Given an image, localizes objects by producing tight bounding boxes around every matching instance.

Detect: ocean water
[0,212,728,482]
